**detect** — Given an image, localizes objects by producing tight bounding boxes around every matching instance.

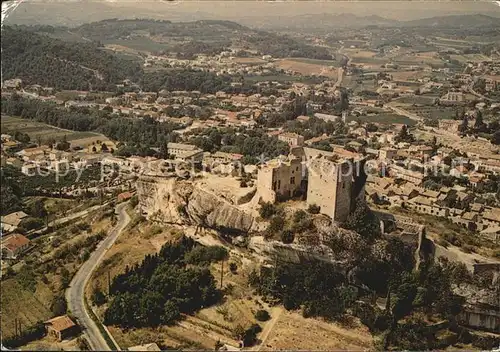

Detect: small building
[257,155,304,203]
[439,91,465,105]
[44,315,78,342]
[1,233,31,259]
[117,191,133,202]
[379,147,397,161]
[128,343,161,351]
[278,132,305,147]
[167,142,200,157]
[1,211,28,232]
[482,208,500,228]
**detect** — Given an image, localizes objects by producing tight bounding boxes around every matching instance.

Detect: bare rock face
[136,176,254,234]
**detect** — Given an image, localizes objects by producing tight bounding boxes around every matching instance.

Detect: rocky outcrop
[136,176,254,234]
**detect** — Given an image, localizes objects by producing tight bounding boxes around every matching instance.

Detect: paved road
[66,202,130,351]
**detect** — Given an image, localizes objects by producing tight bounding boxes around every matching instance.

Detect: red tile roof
[44,315,76,332]
[2,234,30,252]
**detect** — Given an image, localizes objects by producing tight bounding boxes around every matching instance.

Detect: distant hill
[2,26,143,91]
[245,13,500,30]
[250,13,400,30]
[402,14,500,28]
[24,19,334,60]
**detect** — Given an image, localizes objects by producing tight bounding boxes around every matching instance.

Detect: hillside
[23,19,332,60]
[1,26,143,91]
[403,14,500,28]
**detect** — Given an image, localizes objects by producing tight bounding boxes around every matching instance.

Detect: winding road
[66,202,130,351]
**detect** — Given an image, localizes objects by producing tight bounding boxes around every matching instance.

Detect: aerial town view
[0,0,499,350]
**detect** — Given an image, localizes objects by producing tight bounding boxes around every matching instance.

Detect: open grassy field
[0,279,54,338]
[1,115,110,147]
[244,74,322,84]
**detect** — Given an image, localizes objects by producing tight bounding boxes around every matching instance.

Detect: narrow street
[66,202,130,351]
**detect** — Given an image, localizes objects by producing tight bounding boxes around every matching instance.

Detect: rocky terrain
[136,175,255,234]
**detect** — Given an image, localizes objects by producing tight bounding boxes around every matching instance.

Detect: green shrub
[255,309,270,322]
[280,230,294,244]
[307,204,320,214]
[259,202,277,219]
[184,245,229,265]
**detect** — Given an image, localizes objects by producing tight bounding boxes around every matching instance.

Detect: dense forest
[104,236,224,327]
[1,95,181,147]
[2,26,143,91]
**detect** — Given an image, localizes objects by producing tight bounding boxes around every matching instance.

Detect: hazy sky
[4,0,500,26]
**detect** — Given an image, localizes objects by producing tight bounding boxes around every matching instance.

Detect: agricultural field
[274,59,338,79]
[288,57,342,67]
[1,115,111,148]
[393,95,438,106]
[392,52,443,66]
[348,113,417,126]
[232,57,266,65]
[244,74,322,84]
[102,38,169,54]
[0,279,54,338]
[1,208,114,339]
[403,106,457,120]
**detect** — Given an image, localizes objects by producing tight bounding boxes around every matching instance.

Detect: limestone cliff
[136,176,254,234]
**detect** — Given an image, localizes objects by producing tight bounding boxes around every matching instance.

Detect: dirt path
[252,307,283,351]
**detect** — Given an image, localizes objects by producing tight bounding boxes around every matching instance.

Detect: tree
[51,295,67,316]
[474,110,484,130]
[280,230,295,244]
[28,199,48,219]
[259,202,277,219]
[162,300,181,324]
[395,125,414,143]
[342,201,381,240]
[60,267,71,288]
[229,262,238,274]
[101,142,109,152]
[55,135,71,151]
[458,116,468,134]
[255,309,270,321]
[307,204,320,214]
[268,215,285,234]
[91,287,107,306]
[491,131,500,145]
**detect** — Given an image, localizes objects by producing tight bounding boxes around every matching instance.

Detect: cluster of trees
[394,125,415,143]
[1,96,181,147]
[456,111,500,144]
[104,236,223,328]
[251,260,358,320]
[247,31,332,60]
[2,27,142,91]
[142,69,233,93]
[341,201,381,241]
[171,41,229,60]
[250,233,469,350]
[188,127,289,163]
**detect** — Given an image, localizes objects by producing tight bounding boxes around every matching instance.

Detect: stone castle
[256,146,368,222]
